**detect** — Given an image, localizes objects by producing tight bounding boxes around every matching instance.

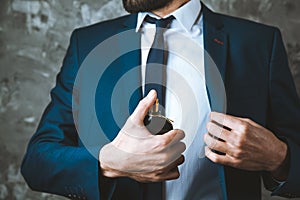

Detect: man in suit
[21,0,300,199]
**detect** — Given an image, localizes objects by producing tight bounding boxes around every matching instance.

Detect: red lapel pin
[214,38,224,45]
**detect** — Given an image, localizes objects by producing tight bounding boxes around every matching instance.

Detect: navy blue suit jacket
[21,4,300,200]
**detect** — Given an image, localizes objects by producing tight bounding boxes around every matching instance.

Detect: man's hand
[204,112,288,180]
[99,90,186,183]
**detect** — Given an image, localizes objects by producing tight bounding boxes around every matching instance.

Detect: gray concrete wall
[0,0,299,199]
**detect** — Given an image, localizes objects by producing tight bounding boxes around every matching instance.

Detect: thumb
[130,90,157,125]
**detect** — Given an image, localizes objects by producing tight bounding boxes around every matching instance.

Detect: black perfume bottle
[143,99,173,135]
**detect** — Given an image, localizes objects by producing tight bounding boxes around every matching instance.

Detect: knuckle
[235,138,244,148]
[233,149,243,159]
[215,126,222,137]
[207,137,216,148]
[206,140,212,148]
[208,140,215,148]
[160,153,170,166]
[204,134,211,145]
[180,142,186,152]
[233,158,242,167]
[240,121,250,133]
[234,118,242,125]
[244,118,251,122]
[159,138,169,148]
[153,138,167,151]
[152,175,161,182]
[138,99,148,110]
[210,123,219,134]
[212,156,219,163]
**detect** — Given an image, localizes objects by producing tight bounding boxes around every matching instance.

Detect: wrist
[100,163,122,178]
[99,145,124,178]
[269,140,289,181]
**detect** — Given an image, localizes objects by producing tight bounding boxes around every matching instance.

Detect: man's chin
[122,0,173,13]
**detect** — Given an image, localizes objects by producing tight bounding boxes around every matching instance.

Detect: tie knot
[144,15,174,29]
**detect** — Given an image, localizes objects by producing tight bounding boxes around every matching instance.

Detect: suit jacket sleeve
[21,30,115,200]
[263,28,300,198]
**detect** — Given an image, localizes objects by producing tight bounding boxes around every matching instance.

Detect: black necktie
[144,15,174,113]
[142,15,174,200]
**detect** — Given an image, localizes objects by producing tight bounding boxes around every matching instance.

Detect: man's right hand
[99,90,186,183]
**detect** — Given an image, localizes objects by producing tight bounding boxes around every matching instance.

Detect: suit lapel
[203,4,228,113]
[117,14,143,114]
[95,14,142,141]
[202,4,229,199]
[203,4,228,81]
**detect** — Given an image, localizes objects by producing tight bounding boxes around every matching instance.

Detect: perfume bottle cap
[150,98,160,114]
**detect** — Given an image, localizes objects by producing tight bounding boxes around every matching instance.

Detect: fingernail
[148,90,155,97]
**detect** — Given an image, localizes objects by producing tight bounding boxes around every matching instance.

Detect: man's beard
[123,0,174,13]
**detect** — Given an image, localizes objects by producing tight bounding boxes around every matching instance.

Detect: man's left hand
[204,112,288,180]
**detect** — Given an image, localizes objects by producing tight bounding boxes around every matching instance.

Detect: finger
[136,167,180,182]
[205,146,237,167]
[206,121,232,142]
[150,167,180,182]
[204,133,228,154]
[154,155,184,175]
[131,90,157,125]
[163,155,185,172]
[210,112,246,132]
[160,142,186,166]
[163,167,180,180]
[132,155,184,182]
[157,158,183,180]
[135,156,184,182]
[159,129,185,147]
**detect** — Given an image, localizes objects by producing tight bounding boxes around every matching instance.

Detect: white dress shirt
[136,0,223,199]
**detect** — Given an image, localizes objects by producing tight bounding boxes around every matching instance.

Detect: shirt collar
[136,0,201,33]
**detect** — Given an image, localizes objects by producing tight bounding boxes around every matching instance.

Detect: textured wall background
[0,0,299,199]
